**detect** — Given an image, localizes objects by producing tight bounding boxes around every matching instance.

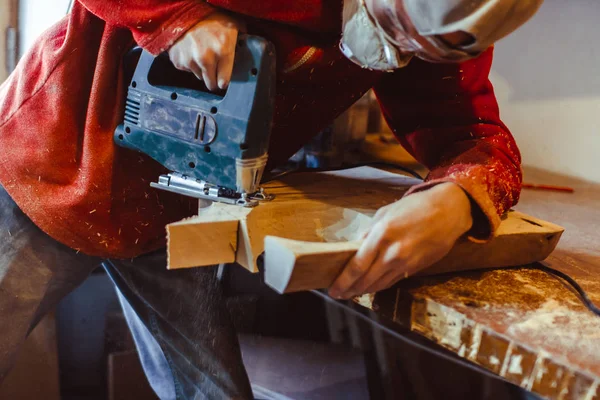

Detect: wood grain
[167,167,564,298]
[167,167,417,270]
[264,210,563,293]
[167,205,251,269]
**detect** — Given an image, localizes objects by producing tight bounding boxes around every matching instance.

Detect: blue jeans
[0,184,252,399]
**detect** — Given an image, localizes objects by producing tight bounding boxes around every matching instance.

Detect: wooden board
[359,167,600,400]
[167,167,563,289]
[264,210,563,293]
[168,167,416,270]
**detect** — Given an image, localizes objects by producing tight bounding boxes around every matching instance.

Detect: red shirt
[0,0,521,258]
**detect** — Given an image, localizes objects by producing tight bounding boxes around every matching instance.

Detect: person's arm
[329,47,522,299]
[78,0,243,90]
[77,0,217,54]
[376,46,521,238]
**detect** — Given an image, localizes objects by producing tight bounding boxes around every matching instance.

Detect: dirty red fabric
[0,0,521,258]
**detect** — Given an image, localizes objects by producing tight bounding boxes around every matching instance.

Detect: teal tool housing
[115,35,276,192]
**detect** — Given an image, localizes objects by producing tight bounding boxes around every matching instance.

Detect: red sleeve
[205,1,340,33]
[76,0,216,54]
[373,47,522,240]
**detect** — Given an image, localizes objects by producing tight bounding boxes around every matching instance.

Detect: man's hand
[328,182,474,299]
[168,12,244,92]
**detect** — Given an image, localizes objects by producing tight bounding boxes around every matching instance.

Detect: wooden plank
[264,210,563,293]
[516,166,600,309]
[167,167,563,291]
[167,205,251,269]
[167,167,414,271]
[0,0,10,82]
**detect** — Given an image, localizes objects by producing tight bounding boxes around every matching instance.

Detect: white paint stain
[468,325,483,361]
[584,380,599,400]
[354,293,375,310]
[425,302,465,350]
[490,356,500,366]
[535,362,548,383]
[508,355,523,375]
[507,300,600,368]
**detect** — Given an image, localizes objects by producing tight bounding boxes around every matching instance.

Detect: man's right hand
[168,12,244,92]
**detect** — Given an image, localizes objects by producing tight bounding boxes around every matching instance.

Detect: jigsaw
[114,35,276,207]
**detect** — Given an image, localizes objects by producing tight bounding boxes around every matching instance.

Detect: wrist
[431,182,474,235]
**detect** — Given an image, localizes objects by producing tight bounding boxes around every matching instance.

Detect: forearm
[374,47,522,239]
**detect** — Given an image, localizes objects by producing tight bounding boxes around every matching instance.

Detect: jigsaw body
[115,35,276,206]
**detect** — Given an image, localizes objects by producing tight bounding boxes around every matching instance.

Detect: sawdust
[507,299,600,374]
[317,208,372,242]
[408,268,600,376]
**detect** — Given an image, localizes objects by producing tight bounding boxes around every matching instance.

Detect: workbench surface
[367,166,600,400]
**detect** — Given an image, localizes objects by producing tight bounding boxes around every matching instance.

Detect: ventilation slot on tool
[124,99,141,125]
[124,90,142,125]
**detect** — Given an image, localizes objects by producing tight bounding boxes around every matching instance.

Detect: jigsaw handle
[131,34,274,128]
[115,35,276,191]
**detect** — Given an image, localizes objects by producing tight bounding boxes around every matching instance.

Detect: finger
[366,255,420,294]
[368,271,407,294]
[170,54,193,73]
[345,250,394,297]
[363,268,397,295]
[329,233,382,299]
[351,241,410,295]
[216,44,235,90]
[195,51,218,91]
[188,62,204,82]
[202,66,218,92]
[371,205,390,225]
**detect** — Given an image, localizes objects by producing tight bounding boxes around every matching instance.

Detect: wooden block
[167,167,411,272]
[264,238,360,293]
[263,210,563,293]
[166,167,563,290]
[167,205,251,269]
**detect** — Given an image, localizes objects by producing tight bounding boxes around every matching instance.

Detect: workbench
[351,136,600,399]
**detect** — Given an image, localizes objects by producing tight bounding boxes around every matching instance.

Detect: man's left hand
[328,182,474,299]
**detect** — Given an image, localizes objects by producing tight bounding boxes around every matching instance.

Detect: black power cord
[521,264,600,316]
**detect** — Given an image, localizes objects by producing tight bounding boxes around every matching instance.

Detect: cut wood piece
[264,238,361,293]
[167,206,252,269]
[264,210,564,293]
[166,167,564,282]
[167,167,418,272]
